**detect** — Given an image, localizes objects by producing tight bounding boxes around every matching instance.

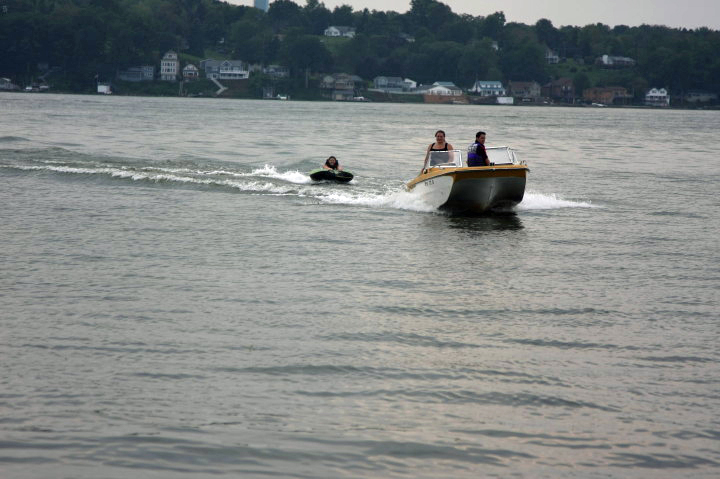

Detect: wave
[0,136,30,143]
[518,191,598,210]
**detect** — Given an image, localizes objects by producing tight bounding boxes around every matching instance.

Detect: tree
[331,4,353,26]
[535,18,559,48]
[573,72,590,97]
[267,0,305,32]
[480,11,505,40]
[280,34,332,80]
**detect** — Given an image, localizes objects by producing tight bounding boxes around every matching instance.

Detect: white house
[0,78,19,90]
[545,48,559,64]
[427,81,462,96]
[324,26,356,38]
[597,54,636,68]
[202,59,249,80]
[160,51,179,81]
[403,78,417,90]
[218,61,249,80]
[182,64,199,81]
[470,80,505,96]
[645,88,670,107]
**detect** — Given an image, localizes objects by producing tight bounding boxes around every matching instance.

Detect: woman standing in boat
[322,156,343,171]
[427,130,454,153]
[422,130,454,172]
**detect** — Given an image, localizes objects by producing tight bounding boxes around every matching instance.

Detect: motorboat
[406,147,528,214]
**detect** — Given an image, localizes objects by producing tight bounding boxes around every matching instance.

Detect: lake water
[1,93,719,478]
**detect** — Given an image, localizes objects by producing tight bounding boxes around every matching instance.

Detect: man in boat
[467,131,490,167]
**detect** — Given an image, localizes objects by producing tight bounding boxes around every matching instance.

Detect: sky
[238,0,720,30]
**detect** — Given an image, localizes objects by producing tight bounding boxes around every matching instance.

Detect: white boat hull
[407,166,528,214]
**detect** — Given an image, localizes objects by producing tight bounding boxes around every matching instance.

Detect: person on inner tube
[322,156,343,171]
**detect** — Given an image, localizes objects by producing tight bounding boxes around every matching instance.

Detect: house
[118,66,154,82]
[507,81,541,100]
[685,90,718,103]
[0,77,19,91]
[263,65,289,79]
[596,54,636,68]
[645,88,670,107]
[202,59,249,80]
[545,48,559,64]
[320,73,364,100]
[542,77,575,102]
[160,51,179,81]
[583,86,633,105]
[183,64,199,81]
[403,78,417,90]
[97,82,112,94]
[373,76,405,91]
[469,80,505,96]
[426,81,463,96]
[324,26,356,38]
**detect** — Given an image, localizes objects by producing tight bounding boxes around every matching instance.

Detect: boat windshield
[486,146,523,165]
[426,150,463,168]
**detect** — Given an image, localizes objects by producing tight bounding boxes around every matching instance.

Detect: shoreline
[2,90,718,111]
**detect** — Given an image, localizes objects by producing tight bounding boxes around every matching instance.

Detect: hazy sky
[238,0,720,30]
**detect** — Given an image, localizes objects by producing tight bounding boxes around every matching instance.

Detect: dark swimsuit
[429,142,448,151]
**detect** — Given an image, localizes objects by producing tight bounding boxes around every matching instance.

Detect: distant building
[320,73,364,100]
[469,80,505,96]
[253,0,268,12]
[373,76,405,91]
[160,51,179,81]
[596,54,636,68]
[645,88,670,107]
[583,86,633,105]
[201,59,249,80]
[263,64,289,79]
[685,90,718,103]
[508,81,541,100]
[117,65,154,82]
[97,82,112,94]
[182,64,199,81]
[427,81,462,96]
[324,26,356,38]
[542,77,575,102]
[0,77,19,91]
[545,48,559,64]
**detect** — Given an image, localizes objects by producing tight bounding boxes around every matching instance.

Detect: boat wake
[518,191,598,210]
[0,153,592,214]
[0,155,437,213]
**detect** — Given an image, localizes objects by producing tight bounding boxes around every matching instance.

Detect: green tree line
[2,0,719,97]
